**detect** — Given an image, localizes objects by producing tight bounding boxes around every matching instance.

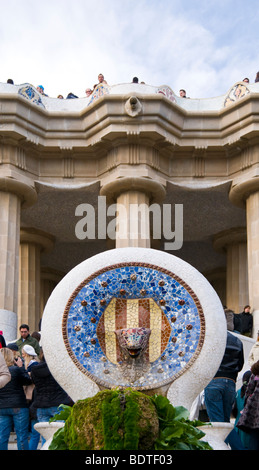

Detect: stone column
[18,228,55,333]
[0,192,21,341]
[246,192,259,336]
[0,177,37,341]
[213,228,248,314]
[229,175,259,337]
[116,191,150,247]
[100,176,166,248]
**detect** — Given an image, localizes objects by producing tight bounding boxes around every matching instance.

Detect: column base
[0,309,17,343]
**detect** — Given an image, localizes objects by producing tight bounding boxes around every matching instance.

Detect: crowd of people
[203,304,259,450]
[7,73,113,100]
[0,324,72,450]
[35,74,147,100]
[0,306,259,450]
[4,71,259,102]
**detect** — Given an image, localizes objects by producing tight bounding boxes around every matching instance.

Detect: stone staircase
[8,432,41,450]
[8,432,18,450]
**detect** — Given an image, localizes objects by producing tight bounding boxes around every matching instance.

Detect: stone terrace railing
[0,81,259,113]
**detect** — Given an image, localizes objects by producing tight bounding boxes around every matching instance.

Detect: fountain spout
[115,327,151,384]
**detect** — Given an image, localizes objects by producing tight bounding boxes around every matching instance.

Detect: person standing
[98,73,107,84]
[0,352,11,388]
[239,305,253,337]
[237,360,259,450]
[204,330,244,449]
[232,370,252,449]
[0,348,32,450]
[16,324,41,356]
[204,331,244,422]
[31,353,73,447]
[21,345,40,450]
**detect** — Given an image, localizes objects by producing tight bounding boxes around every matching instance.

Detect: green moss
[64,392,107,450]
[123,391,140,450]
[102,390,125,450]
[63,389,159,451]
[50,390,212,451]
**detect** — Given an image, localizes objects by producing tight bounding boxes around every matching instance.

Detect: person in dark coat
[0,348,32,450]
[237,360,259,450]
[204,330,244,449]
[239,305,253,337]
[204,331,244,422]
[30,354,73,447]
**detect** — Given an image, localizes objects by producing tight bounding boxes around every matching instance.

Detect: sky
[1,0,259,99]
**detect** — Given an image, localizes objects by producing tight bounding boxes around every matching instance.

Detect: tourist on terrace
[85,88,92,96]
[255,72,259,83]
[36,85,48,96]
[98,73,107,84]
[66,92,78,99]
[179,89,187,98]
[243,78,249,83]
[132,77,139,83]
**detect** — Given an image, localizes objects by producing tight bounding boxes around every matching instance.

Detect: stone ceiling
[20,180,246,276]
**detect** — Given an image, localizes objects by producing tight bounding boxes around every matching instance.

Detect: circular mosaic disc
[62,262,205,390]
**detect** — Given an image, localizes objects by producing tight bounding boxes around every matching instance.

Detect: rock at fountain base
[63,389,159,450]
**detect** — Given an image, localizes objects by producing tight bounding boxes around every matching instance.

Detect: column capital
[20,227,55,253]
[229,173,259,208]
[0,176,37,208]
[213,227,247,253]
[100,176,166,204]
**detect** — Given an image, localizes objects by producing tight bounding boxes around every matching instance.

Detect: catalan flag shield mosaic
[62,263,205,390]
[96,297,172,364]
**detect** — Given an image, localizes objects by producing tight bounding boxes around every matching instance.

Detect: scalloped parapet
[0,80,258,113]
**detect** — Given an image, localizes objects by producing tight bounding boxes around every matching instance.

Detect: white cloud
[1,0,259,99]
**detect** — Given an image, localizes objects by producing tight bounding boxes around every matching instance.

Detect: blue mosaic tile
[62,263,205,390]
[18,85,45,108]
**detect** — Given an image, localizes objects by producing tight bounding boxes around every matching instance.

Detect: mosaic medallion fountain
[40,247,231,449]
[62,262,205,392]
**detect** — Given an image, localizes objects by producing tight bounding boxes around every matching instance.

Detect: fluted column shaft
[116,191,151,248]
[18,228,55,332]
[213,228,248,315]
[100,175,166,249]
[246,192,259,336]
[0,192,20,340]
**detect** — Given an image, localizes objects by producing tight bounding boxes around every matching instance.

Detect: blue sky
[1,0,259,99]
